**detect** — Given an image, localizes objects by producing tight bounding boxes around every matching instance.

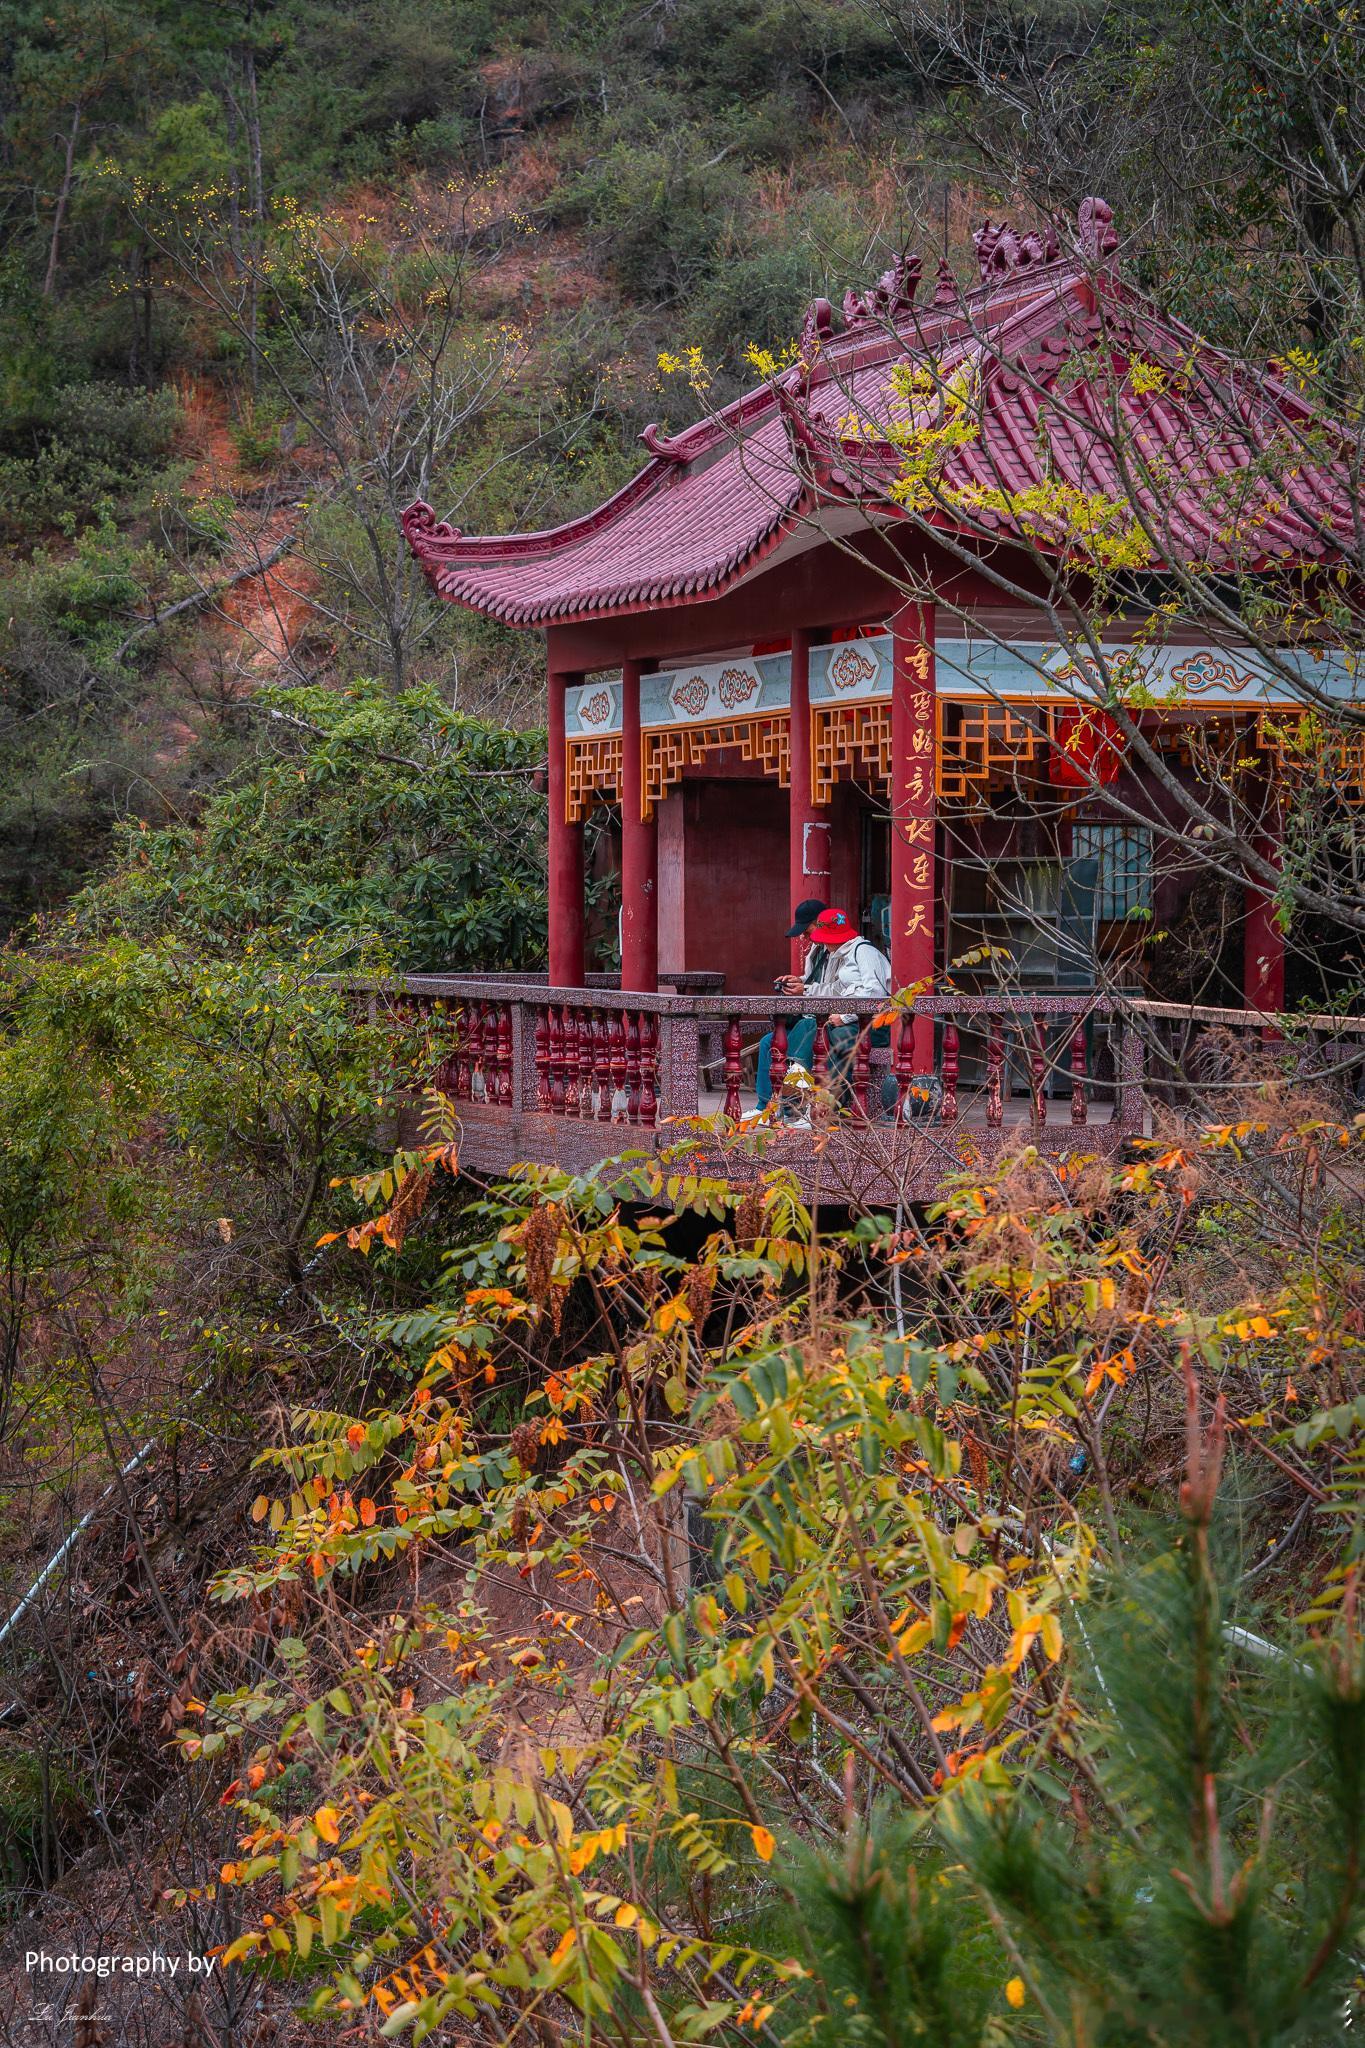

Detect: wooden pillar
[547,665,585,987]
[620,657,658,992]
[788,627,831,973]
[891,603,937,1066]
[1243,798,1285,1018]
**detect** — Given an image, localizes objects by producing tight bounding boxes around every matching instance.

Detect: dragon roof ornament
[971,218,1061,281]
[842,250,923,330]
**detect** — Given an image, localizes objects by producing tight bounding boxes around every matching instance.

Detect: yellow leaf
[219,1933,261,1966]
[549,1928,577,1968]
[314,1806,340,1845]
[751,1824,775,1862]
[614,1903,639,1928]
[1005,1976,1026,2009]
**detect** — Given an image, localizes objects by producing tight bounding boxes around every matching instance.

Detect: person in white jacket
[756,905,891,1108]
[800,906,892,1016]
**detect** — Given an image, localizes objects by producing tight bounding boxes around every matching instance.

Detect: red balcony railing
[342,977,1170,1198]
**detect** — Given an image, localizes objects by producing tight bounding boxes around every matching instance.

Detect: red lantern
[1052,707,1124,787]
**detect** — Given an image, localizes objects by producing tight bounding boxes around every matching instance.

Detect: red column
[788,627,831,973]
[620,657,658,992]
[891,603,937,1066]
[1243,803,1285,1018]
[547,666,585,987]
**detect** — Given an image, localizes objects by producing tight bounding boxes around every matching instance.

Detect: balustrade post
[1070,1017,1088,1124]
[625,1011,642,1124]
[496,1004,513,1107]
[610,1012,628,1120]
[455,1004,472,1099]
[851,1023,872,1121]
[722,1017,744,1120]
[1117,1019,1145,1132]
[534,1007,551,1110]
[1030,1014,1047,1127]
[639,1012,659,1127]
[940,1018,959,1123]
[565,1008,583,1115]
[986,1016,1004,1129]
[578,1005,596,1117]
[893,1015,915,1122]
[548,1005,565,1111]
[596,1011,613,1122]
[510,1001,532,1111]
[769,1019,788,1103]
[466,1001,483,1100]
[656,1010,699,1123]
[812,1020,829,1091]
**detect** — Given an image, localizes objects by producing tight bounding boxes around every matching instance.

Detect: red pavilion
[389,198,1360,1197]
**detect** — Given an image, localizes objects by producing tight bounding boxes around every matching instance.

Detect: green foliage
[73,679,547,969]
[0,515,188,931]
[0,379,180,538]
[0,1736,89,1893]
[173,1106,1365,2041]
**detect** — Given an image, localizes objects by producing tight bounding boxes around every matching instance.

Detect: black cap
[786,898,828,938]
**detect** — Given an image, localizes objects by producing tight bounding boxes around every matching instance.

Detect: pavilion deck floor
[436,1093,1133,1208]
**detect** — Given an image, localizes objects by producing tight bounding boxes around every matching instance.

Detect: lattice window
[566,734,624,822]
[1072,823,1153,919]
[642,716,790,817]
[936,700,1053,801]
[811,702,893,804]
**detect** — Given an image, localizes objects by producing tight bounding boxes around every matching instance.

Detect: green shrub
[77,679,550,972]
[0,381,181,537]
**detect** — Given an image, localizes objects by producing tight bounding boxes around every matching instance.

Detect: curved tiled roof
[402,202,1356,627]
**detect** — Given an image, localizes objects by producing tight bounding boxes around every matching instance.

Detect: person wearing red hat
[757,904,891,1110]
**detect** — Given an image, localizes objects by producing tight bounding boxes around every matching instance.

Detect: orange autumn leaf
[359,1498,377,1527]
[751,1824,776,1862]
[314,1806,340,1844]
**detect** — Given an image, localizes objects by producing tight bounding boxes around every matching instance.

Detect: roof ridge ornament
[638,422,690,463]
[971,218,1061,282]
[933,257,959,306]
[798,295,835,366]
[401,500,461,546]
[842,250,923,330]
[1076,195,1120,265]
[772,377,836,476]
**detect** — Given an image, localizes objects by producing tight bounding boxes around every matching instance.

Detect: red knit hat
[807,907,855,944]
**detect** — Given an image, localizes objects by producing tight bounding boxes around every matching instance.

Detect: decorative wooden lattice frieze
[1255,712,1365,806]
[812,702,893,804]
[566,734,624,822]
[570,694,1365,822]
[643,716,790,817]
[936,700,1054,801]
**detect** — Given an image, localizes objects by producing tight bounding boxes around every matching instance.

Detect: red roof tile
[402,202,1355,626]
